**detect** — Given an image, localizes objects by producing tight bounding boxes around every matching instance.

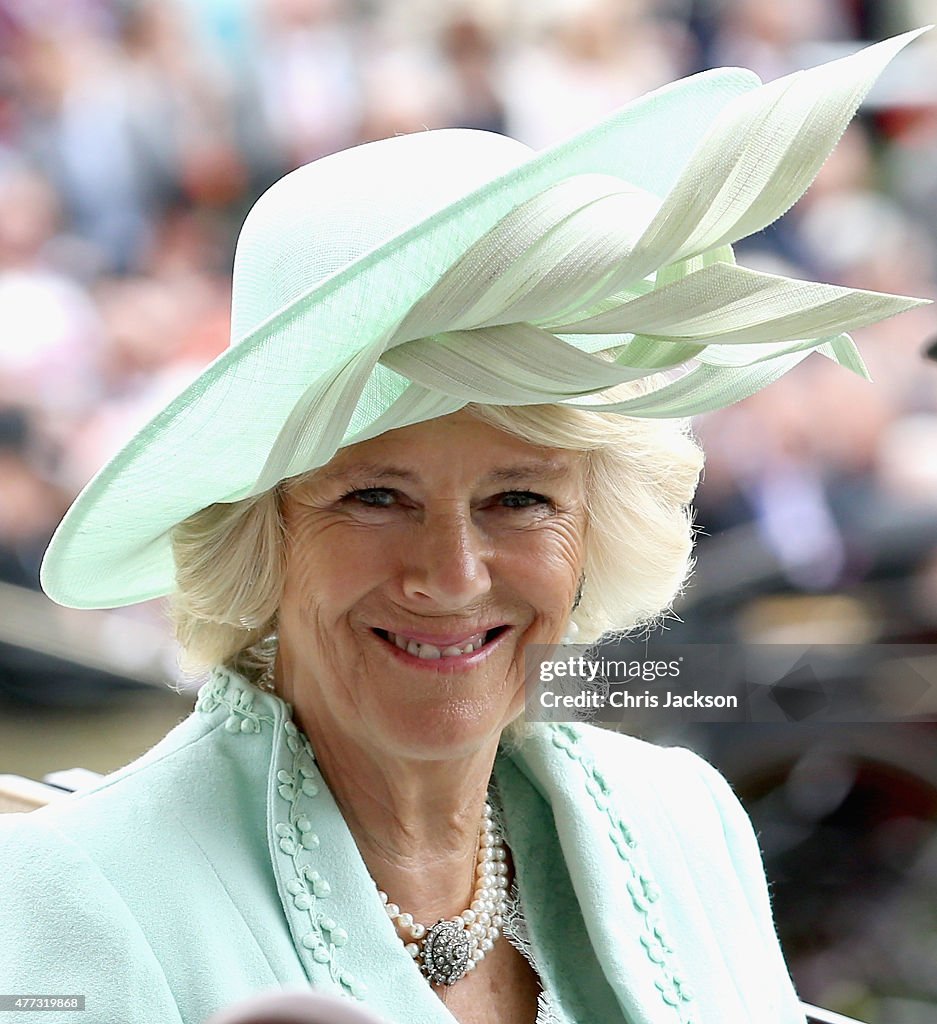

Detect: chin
[375,700,515,762]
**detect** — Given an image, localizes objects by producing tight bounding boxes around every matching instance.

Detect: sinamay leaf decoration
[357,31,928,425]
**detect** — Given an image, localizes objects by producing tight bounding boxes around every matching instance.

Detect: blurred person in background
[500,0,689,146]
[703,0,856,77]
[0,407,65,589]
[247,0,363,166]
[438,10,507,134]
[0,164,104,440]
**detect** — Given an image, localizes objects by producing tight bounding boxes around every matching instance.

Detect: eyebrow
[314,462,419,485]
[316,458,574,486]
[485,460,573,483]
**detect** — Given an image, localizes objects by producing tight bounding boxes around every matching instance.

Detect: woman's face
[276,409,587,760]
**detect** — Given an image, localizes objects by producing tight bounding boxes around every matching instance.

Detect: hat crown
[230,130,533,344]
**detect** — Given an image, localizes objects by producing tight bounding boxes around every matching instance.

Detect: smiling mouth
[372,626,509,660]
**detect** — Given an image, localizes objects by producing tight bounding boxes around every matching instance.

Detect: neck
[281,680,502,928]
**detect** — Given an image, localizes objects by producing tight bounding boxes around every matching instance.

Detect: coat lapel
[493,751,628,1023]
[263,687,461,1024]
[498,723,696,1024]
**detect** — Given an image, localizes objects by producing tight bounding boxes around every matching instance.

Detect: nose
[400,506,492,609]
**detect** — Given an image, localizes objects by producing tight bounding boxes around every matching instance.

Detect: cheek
[505,517,585,601]
[537,512,586,571]
[281,518,397,620]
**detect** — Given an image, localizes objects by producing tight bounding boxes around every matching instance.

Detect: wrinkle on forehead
[294,410,589,494]
[312,457,579,488]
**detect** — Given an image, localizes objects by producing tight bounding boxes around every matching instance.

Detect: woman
[0,30,929,1024]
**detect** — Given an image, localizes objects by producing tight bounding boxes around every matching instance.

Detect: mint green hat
[41,29,931,609]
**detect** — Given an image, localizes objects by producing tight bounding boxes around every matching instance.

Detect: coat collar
[194,668,694,1024]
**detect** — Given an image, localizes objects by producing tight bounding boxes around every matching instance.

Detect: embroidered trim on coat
[549,723,697,1024]
[195,670,366,1001]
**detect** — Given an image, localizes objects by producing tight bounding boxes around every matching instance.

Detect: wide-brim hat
[41,29,930,609]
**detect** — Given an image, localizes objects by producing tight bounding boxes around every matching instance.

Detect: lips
[373,626,507,661]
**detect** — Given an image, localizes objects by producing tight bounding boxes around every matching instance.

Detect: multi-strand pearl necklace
[377,801,509,986]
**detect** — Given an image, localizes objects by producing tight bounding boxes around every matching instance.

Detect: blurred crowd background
[1,0,936,1021]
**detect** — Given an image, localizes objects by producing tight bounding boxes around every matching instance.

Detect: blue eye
[344,488,397,507]
[500,491,551,509]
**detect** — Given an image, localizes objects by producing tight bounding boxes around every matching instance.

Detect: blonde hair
[170,385,703,684]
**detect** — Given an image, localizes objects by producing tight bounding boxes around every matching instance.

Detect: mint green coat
[0,668,805,1023]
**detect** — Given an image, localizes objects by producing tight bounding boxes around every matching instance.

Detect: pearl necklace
[376,801,509,986]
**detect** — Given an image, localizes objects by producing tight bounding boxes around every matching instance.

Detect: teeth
[387,631,489,659]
